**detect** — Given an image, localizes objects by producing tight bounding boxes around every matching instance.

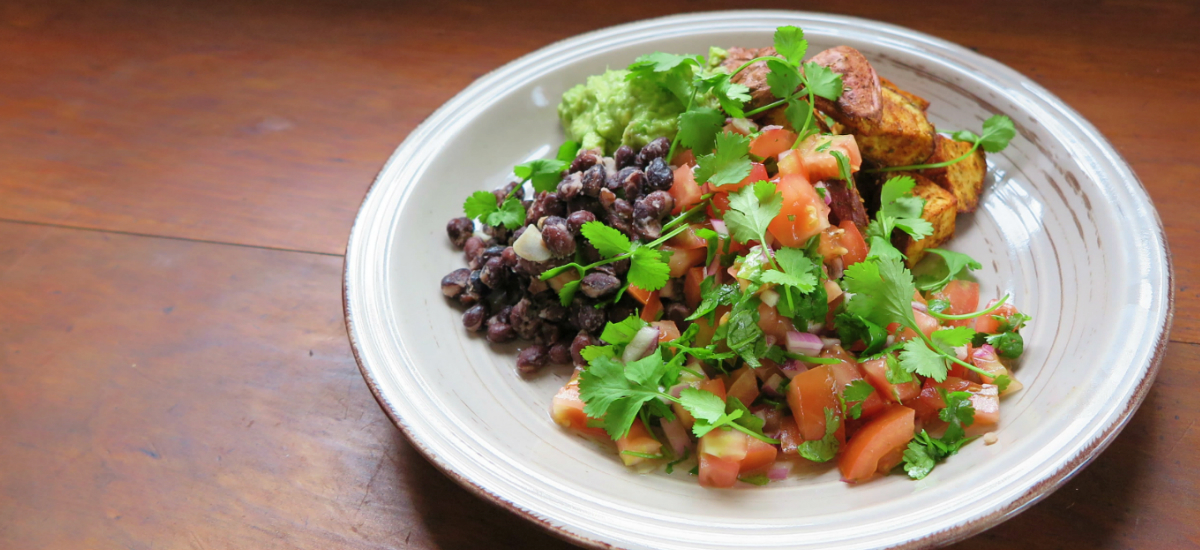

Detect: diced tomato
[551,377,607,439]
[859,357,921,403]
[767,174,831,248]
[797,134,863,183]
[669,165,704,215]
[628,285,653,305]
[739,438,779,474]
[757,302,793,343]
[660,244,707,278]
[726,366,760,407]
[708,192,731,218]
[975,300,1021,334]
[617,419,663,466]
[893,309,940,342]
[750,127,798,159]
[778,416,803,455]
[707,162,768,194]
[786,365,842,442]
[824,279,843,306]
[838,220,868,266]
[668,224,709,250]
[817,226,850,262]
[777,149,808,179]
[838,405,915,483]
[700,428,748,461]
[651,320,680,343]
[827,359,886,421]
[700,377,726,401]
[970,384,1000,425]
[671,148,696,167]
[698,453,741,488]
[819,344,857,364]
[629,285,663,322]
[932,280,980,328]
[909,377,972,422]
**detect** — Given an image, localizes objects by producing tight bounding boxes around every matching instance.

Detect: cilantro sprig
[871,115,1016,173]
[864,175,934,260]
[902,390,977,479]
[913,248,982,292]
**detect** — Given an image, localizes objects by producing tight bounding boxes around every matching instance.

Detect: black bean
[570,300,607,334]
[516,345,549,373]
[566,210,596,234]
[537,323,562,346]
[500,246,519,268]
[663,301,691,329]
[612,258,630,276]
[569,149,600,173]
[643,157,674,192]
[608,295,638,324]
[556,172,583,201]
[480,256,507,288]
[580,165,607,197]
[494,181,521,205]
[459,270,486,306]
[618,167,645,201]
[578,241,602,264]
[570,331,600,365]
[441,268,471,299]
[614,145,636,169]
[446,217,475,249]
[486,322,516,343]
[633,191,673,241]
[463,236,487,270]
[606,199,635,237]
[484,224,509,243]
[538,302,568,323]
[541,223,575,258]
[462,304,487,331]
[526,191,564,225]
[509,298,542,340]
[579,272,621,299]
[548,342,572,365]
[636,137,670,167]
[598,188,617,210]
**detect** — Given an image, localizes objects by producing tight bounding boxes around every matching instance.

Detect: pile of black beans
[440,137,695,373]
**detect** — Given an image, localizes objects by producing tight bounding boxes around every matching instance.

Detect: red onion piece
[973,344,998,362]
[622,326,660,363]
[710,219,728,236]
[660,417,691,458]
[912,301,928,313]
[762,374,785,397]
[767,461,794,481]
[815,182,832,205]
[780,359,808,378]
[820,337,842,348]
[787,330,824,356]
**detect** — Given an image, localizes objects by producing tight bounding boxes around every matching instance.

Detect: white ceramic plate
[344,11,1172,549]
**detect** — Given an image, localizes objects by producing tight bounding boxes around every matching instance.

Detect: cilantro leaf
[515,158,569,194]
[773,25,808,65]
[600,315,648,346]
[463,190,498,221]
[902,439,937,479]
[913,248,982,292]
[724,181,781,245]
[627,246,672,292]
[726,396,766,435]
[686,278,738,322]
[695,227,719,266]
[939,389,976,443]
[843,380,875,420]
[624,349,666,386]
[677,107,726,155]
[765,59,802,100]
[488,197,526,230]
[830,149,853,185]
[557,279,581,306]
[801,61,844,101]
[797,408,840,462]
[986,331,1025,359]
[556,140,581,162]
[842,257,919,331]
[580,221,631,258]
[993,374,1013,393]
[869,176,933,242]
[717,294,766,368]
[680,388,744,437]
[835,313,889,356]
[694,132,752,187]
[864,234,905,261]
[978,114,1016,153]
[696,73,751,119]
[899,338,948,381]
[580,344,615,362]
[784,97,813,137]
[626,52,702,105]
[931,326,976,352]
[760,247,817,292]
[884,353,913,385]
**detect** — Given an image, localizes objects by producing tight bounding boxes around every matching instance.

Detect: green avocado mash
[558,48,728,154]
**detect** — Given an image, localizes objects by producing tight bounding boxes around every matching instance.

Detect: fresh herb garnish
[797,408,841,462]
[843,379,875,419]
[694,132,753,187]
[913,248,982,292]
[871,115,1015,173]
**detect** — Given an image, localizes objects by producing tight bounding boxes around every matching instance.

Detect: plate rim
[343,9,1174,549]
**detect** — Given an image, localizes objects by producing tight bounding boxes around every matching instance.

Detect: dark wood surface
[1,0,1196,548]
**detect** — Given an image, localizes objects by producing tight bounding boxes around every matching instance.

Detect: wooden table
[2,0,1196,547]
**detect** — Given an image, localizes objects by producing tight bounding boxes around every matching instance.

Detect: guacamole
[558,70,682,153]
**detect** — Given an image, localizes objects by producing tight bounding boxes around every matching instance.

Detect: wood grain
[1,0,1197,548]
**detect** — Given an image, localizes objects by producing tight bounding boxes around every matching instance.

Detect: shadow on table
[395,388,1162,550]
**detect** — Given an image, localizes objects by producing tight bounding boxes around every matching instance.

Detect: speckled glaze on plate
[343,11,1172,550]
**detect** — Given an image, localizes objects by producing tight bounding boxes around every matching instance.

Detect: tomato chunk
[551,377,607,438]
[726,366,760,407]
[707,162,768,194]
[838,220,868,266]
[777,149,807,179]
[660,244,706,278]
[932,280,980,328]
[859,357,921,403]
[617,419,663,466]
[838,405,915,483]
[700,428,748,461]
[828,360,886,421]
[767,174,831,248]
[970,384,1000,425]
[786,365,842,442]
[975,300,1021,334]
[778,416,803,455]
[698,453,741,488]
[739,437,779,474]
[669,165,703,215]
[797,134,862,182]
[684,267,706,309]
[668,224,709,250]
[750,127,798,159]
[651,320,680,343]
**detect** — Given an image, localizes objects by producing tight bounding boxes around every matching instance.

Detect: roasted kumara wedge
[892,172,958,266]
[919,134,987,212]
[850,86,938,168]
